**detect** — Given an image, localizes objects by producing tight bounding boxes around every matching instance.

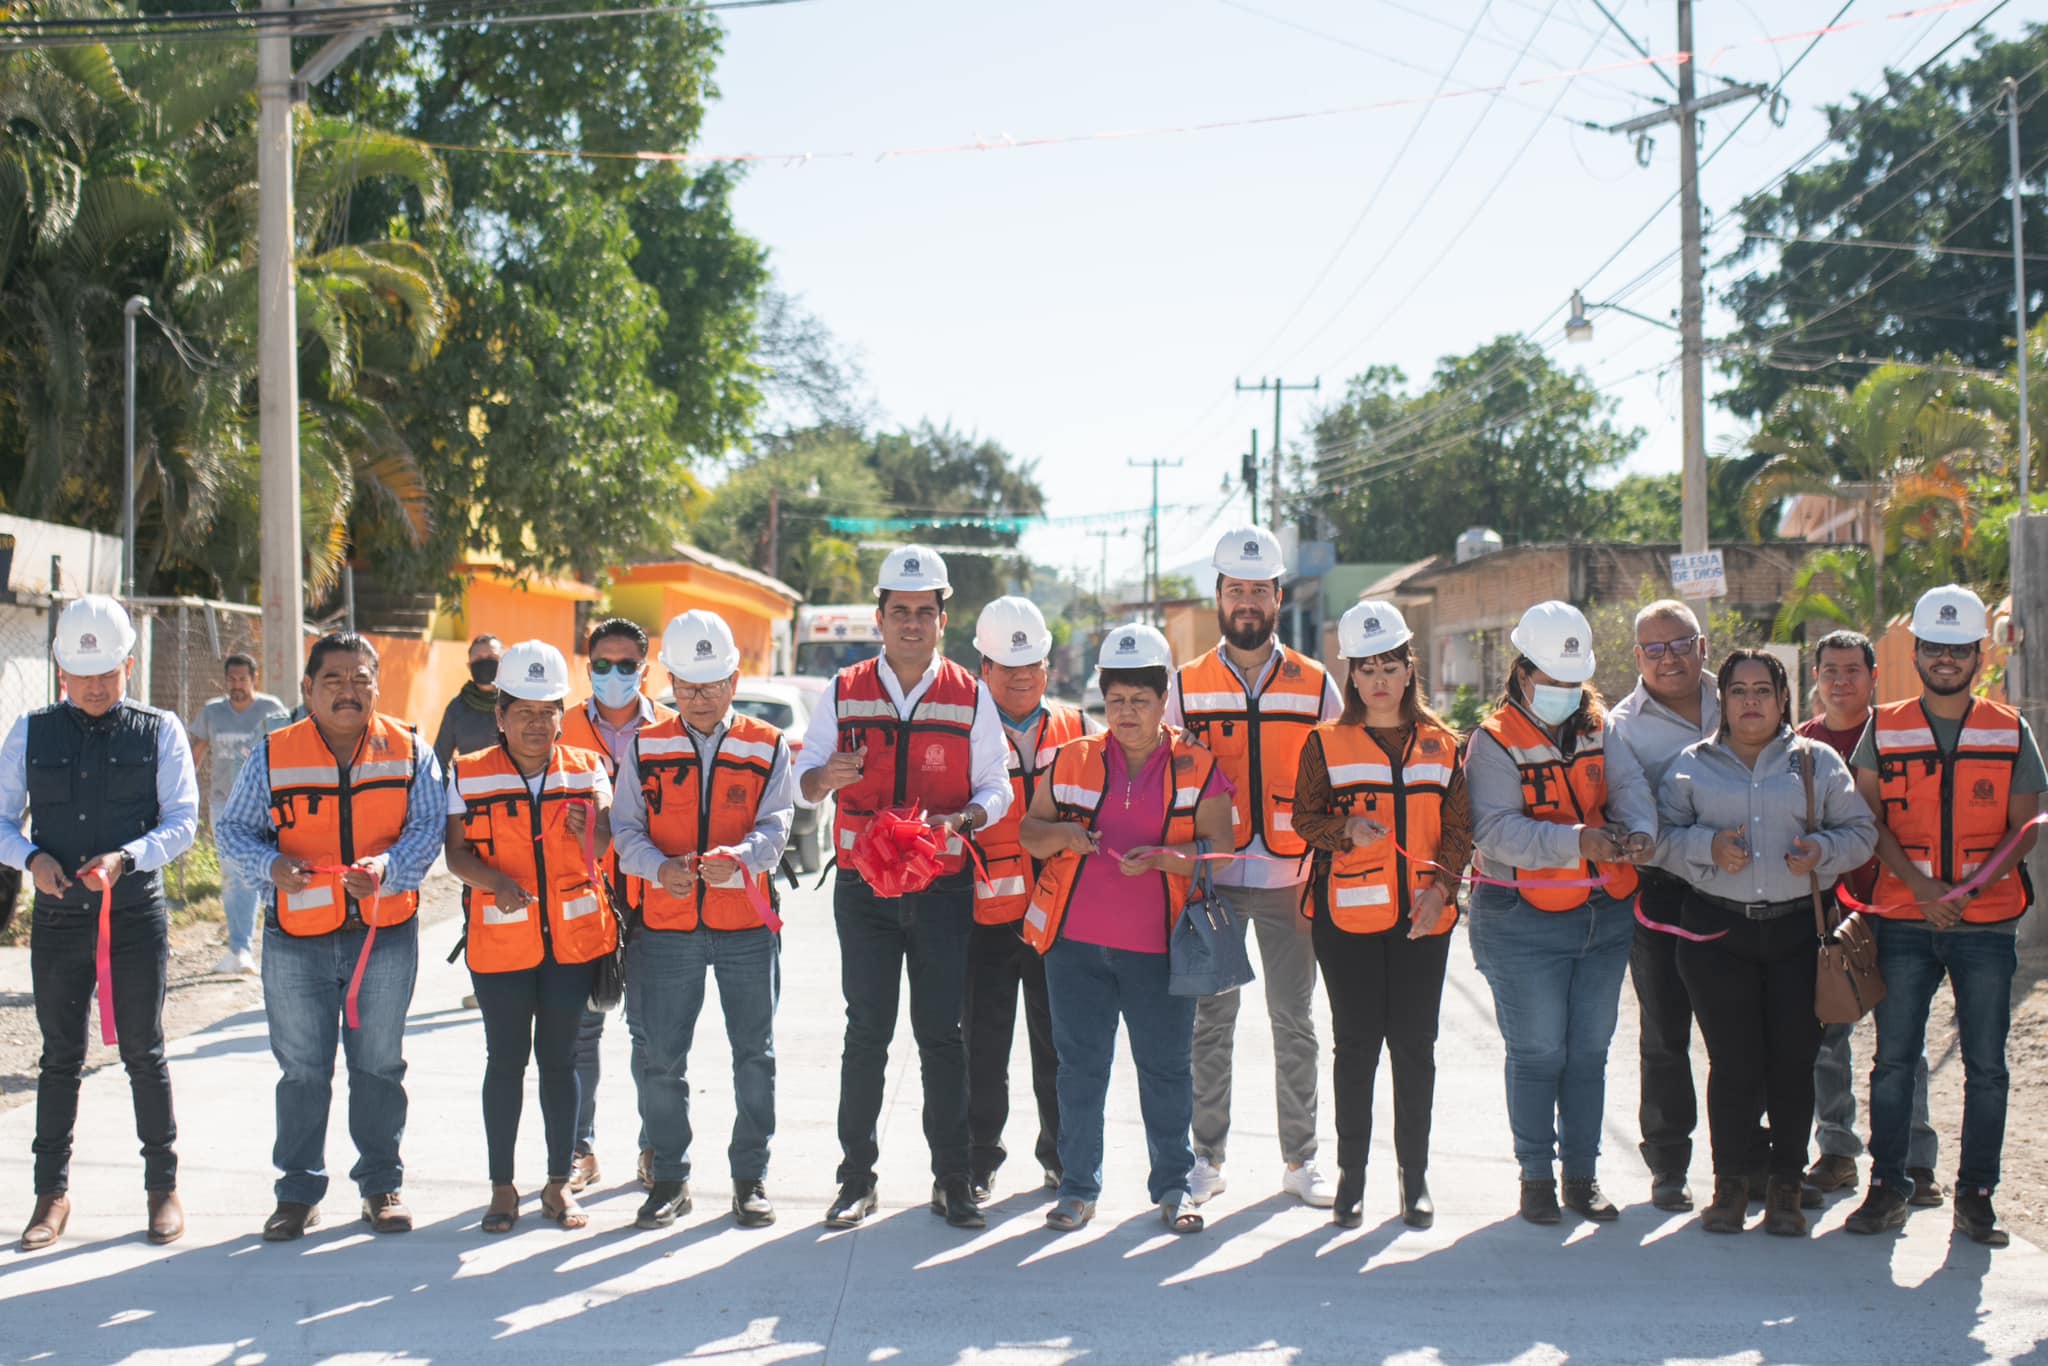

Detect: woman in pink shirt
[1019,625,1232,1234]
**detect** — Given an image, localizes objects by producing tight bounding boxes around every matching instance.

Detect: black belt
[1694,890,1809,921]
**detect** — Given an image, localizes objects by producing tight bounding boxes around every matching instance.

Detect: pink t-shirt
[1061,743,1222,954]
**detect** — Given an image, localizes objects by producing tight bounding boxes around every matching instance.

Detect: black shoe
[969,1170,995,1206]
[1520,1179,1560,1226]
[732,1180,775,1228]
[1562,1177,1619,1222]
[635,1181,691,1229]
[1906,1167,1946,1209]
[824,1180,878,1230]
[1800,1181,1823,1211]
[1650,1171,1693,1212]
[1805,1153,1859,1193]
[1844,1185,1910,1235]
[931,1176,986,1230]
[1399,1168,1433,1230]
[1953,1189,2010,1247]
[1331,1167,1364,1229]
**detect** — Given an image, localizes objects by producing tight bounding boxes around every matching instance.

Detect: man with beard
[1166,526,1343,1208]
[1844,585,2041,1247]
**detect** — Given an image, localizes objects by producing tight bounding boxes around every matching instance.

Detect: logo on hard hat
[1011,630,1028,649]
[526,661,546,680]
[78,633,97,651]
[903,556,921,575]
[1939,605,1959,624]
[1562,636,1581,655]
[1242,539,1260,558]
[1117,634,1137,653]
[1365,617,1381,634]
[694,639,714,658]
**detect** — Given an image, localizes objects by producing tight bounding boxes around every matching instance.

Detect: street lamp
[1565,289,1681,342]
[122,295,149,598]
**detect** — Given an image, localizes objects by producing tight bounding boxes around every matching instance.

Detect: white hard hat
[661,609,741,684]
[1339,600,1413,658]
[877,544,952,599]
[1212,525,1285,581]
[53,595,137,675]
[1097,622,1173,671]
[497,640,571,702]
[1912,583,1988,644]
[1510,600,1597,685]
[974,596,1051,666]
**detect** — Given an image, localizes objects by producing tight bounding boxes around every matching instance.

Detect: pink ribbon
[84,870,116,1046]
[1835,812,2048,917]
[303,862,382,1029]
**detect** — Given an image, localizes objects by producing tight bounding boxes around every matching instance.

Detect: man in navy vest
[0,596,199,1251]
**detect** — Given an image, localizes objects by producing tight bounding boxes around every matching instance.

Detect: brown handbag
[1797,739,1887,1025]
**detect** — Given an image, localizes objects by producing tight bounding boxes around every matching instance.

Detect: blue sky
[696,0,2036,591]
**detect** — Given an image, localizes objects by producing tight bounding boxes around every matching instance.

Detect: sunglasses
[1915,641,1979,661]
[589,659,644,676]
[1635,635,1701,660]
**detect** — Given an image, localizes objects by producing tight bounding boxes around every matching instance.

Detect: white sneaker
[1189,1156,1226,1205]
[213,949,256,976]
[1283,1160,1336,1208]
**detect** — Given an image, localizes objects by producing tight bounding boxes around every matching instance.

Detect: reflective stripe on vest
[976,704,1089,925]
[455,744,617,971]
[1173,645,1325,857]
[632,712,781,932]
[266,713,422,936]
[1869,697,2031,924]
[562,697,673,916]
[1475,704,1639,912]
[1314,720,1459,936]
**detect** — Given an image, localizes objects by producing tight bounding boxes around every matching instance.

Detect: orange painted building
[608,545,801,678]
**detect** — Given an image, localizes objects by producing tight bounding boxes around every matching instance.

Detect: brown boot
[19,1194,70,1252]
[1700,1179,1748,1234]
[568,1152,600,1194]
[1763,1176,1808,1237]
[146,1190,185,1245]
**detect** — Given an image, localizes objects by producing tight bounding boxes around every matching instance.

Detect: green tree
[1602,453,1772,543]
[1310,338,1642,560]
[692,425,888,596]
[1718,24,2048,420]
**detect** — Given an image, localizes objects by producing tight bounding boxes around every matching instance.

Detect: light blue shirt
[0,701,200,873]
[613,710,795,880]
[214,723,447,902]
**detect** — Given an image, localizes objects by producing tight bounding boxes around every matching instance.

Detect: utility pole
[1128,458,1182,626]
[1596,2,1773,556]
[1242,430,1261,524]
[122,296,148,599]
[256,0,304,686]
[2004,73,2045,723]
[1237,378,1318,529]
[1085,529,1122,626]
[766,486,781,580]
[2009,76,2033,509]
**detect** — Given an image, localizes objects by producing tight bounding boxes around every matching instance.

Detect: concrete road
[2,872,2044,1365]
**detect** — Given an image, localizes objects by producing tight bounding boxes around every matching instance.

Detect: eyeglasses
[589,659,644,676]
[673,679,733,701]
[1635,635,1701,660]
[1915,641,1979,661]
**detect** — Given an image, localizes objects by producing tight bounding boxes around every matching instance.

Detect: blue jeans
[1814,1022,1936,1167]
[572,1007,647,1156]
[1467,887,1634,1181]
[1044,940,1197,1205]
[627,925,780,1183]
[1869,922,2017,1195]
[221,857,260,955]
[262,918,418,1204]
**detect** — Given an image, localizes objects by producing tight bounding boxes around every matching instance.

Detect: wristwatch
[120,851,137,875]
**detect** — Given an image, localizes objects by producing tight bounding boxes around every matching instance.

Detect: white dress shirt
[792,655,1012,824]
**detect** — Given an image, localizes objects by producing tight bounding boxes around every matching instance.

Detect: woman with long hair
[1293,602,1472,1229]
[1465,601,1655,1225]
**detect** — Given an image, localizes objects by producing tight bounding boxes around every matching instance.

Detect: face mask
[1528,682,1582,726]
[469,659,499,687]
[591,669,642,709]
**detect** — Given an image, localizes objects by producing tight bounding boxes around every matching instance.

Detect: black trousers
[470,955,595,1185]
[1311,907,1451,1175]
[1674,895,1824,1179]
[31,899,176,1194]
[962,919,1060,1179]
[1630,870,1700,1176]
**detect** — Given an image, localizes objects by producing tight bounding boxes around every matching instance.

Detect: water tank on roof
[1456,527,1504,563]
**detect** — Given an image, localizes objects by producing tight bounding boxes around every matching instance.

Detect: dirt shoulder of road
[0,873,463,1110]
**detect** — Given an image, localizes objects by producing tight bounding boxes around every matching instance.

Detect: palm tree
[1771,546,1879,640]
[1744,364,2007,624]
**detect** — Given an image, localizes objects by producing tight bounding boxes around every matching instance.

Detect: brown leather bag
[1798,739,1887,1024]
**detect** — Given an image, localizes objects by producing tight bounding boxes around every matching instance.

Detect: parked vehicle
[793,604,882,679]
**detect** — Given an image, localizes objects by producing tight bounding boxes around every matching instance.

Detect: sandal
[1043,1197,1096,1232]
[482,1184,520,1235]
[1160,1190,1204,1235]
[540,1181,589,1231]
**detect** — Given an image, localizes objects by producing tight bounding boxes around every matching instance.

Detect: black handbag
[1168,840,1256,997]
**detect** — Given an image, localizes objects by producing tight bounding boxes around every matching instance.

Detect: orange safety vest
[562,695,674,916]
[975,703,1091,925]
[1173,644,1327,858]
[1869,697,2032,924]
[832,655,980,877]
[266,713,422,935]
[631,712,784,932]
[453,743,617,971]
[1021,731,1217,954]
[1313,720,1459,936]
[1475,703,1640,912]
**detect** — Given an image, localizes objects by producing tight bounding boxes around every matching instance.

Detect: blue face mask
[1528,682,1583,726]
[591,669,643,710]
